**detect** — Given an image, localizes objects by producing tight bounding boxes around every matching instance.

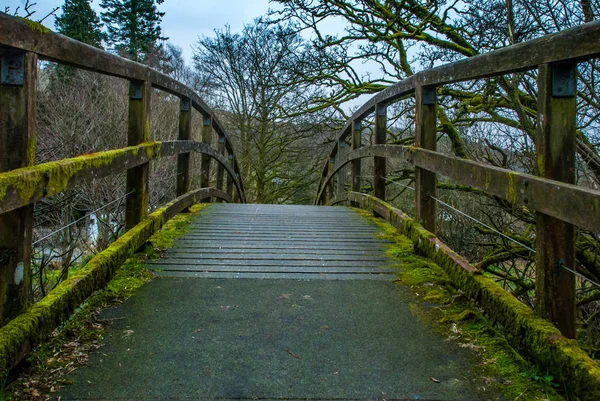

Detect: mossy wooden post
[226,152,234,199]
[373,103,387,202]
[351,120,362,207]
[327,156,335,203]
[337,139,346,195]
[0,49,36,326]
[535,63,576,338]
[216,136,226,193]
[125,80,151,231]
[176,97,192,197]
[415,85,437,233]
[200,115,212,202]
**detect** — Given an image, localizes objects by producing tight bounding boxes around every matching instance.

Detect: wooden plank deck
[147,204,397,280]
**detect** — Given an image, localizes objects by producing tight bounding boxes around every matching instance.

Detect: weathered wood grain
[125,80,151,230]
[318,144,600,232]
[0,141,242,216]
[0,13,245,197]
[316,19,600,199]
[535,63,577,338]
[0,49,36,325]
[373,104,387,201]
[177,97,192,197]
[415,85,437,233]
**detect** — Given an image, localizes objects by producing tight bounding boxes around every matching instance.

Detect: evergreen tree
[55,0,104,48]
[100,0,166,62]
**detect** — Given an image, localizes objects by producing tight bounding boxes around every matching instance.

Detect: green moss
[507,171,519,204]
[0,193,211,381]
[19,18,50,34]
[364,214,565,400]
[0,143,164,203]
[350,195,600,400]
[148,203,210,251]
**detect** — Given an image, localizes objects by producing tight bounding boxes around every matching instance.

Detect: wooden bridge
[1,12,600,401]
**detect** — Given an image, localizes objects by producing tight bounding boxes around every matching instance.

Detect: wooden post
[0,49,36,325]
[327,156,335,203]
[351,120,362,207]
[226,152,234,199]
[216,136,226,193]
[201,115,212,187]
[373,103,387,201]
[337,139,346,195]
[415,85,437,233]
[176,97,192,197]
[200,115,212,202]
[125,80,151,230]
[535,63,576,338]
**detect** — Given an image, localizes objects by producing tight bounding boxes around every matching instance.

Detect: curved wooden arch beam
[317,144,600,232]
[0,14,246,201]
[0,141,243,215]
[314,20,600,198]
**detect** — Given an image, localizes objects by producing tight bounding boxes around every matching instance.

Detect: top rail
[314,18,600,342]
[0,13,244,194]
[318,19,600,170]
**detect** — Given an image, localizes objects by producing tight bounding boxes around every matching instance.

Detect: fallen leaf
[194,328,205,333]
[122,330,134,338]
[278,294,292,299]
[430,377,441,383]
[285,348,301,359]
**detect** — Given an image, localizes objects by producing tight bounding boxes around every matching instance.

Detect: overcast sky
[2,0,278,61]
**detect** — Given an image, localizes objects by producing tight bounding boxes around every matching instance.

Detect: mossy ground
[0,203,210,401]
[356,209,564,401]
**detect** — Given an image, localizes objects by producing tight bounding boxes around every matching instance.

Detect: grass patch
[1,203,210,400]
[358,209,565,401]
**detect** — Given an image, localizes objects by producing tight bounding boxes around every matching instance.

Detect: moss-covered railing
[0,13,246,377]
[316,20,600,400]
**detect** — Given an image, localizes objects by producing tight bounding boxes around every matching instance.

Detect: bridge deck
[57,204,500,401]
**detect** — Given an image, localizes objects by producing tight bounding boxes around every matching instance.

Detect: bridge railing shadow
[315,20,600,398]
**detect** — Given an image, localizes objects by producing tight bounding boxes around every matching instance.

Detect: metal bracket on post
[552,63,576,97]
[1,50,25,85]
[422,85,437,105]
[129,81,144,100]
[180,97,191,112]
[376,102,387,117]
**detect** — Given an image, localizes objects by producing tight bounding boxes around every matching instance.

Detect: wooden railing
[0,13,246,324]
[315,20,600,339]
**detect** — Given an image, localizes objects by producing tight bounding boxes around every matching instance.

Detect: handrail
[0,13,245,198]
[0,140,242,215]
[315,19,600,343]
[317,144,600,232]
[315,19,600,199]
[0,13,248,327]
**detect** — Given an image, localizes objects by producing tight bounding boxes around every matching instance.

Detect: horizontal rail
[317,19,600,192]
[0,140,243,215]
[0,13,244,191]
[318,144,600,232]
[0,186,228,378]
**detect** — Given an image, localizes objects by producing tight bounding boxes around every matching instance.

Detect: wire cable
[372,174,600,289]
[33,191,133,246]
